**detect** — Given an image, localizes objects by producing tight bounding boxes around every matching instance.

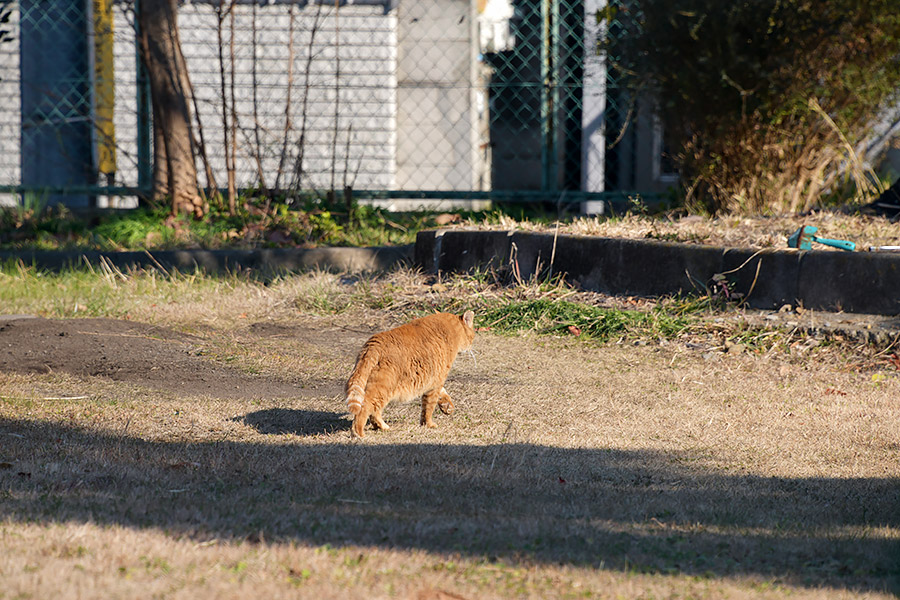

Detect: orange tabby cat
[345,310,475,438]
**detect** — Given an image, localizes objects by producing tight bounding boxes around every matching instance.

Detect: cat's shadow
[238,409,350,436]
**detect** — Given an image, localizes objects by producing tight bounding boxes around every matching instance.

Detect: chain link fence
[0,0,667,212]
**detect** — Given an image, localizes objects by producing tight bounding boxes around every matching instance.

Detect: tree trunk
[138,0,205,218]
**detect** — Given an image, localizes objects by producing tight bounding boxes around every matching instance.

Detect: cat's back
[366,312,473,361]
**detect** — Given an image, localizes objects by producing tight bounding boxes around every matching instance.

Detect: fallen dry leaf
[433,213,462,226]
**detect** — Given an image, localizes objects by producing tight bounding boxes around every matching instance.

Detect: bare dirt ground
[0,316,334,400]
[1,271,899,599]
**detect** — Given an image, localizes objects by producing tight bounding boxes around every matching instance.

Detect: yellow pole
[94,0,117,177]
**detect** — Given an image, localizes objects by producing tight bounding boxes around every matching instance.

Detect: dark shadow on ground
[0,416,897,594]
[239,409,350,436]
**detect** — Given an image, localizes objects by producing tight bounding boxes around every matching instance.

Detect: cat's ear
[462,310,475,329]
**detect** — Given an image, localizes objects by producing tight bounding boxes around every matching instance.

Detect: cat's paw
[437,387,454,415]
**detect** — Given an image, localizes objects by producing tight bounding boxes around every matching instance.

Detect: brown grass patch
[1,269,898,599]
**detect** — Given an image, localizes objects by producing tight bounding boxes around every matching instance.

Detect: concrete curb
[0,245,414,276]
[6,231,899,316]
[415,229,900,316]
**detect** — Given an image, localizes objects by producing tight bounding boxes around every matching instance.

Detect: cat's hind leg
[420,389,443,428]
[370,405,391,430]
[351,402,372,438]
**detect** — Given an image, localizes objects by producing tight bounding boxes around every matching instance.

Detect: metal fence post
[134,0,152,198]
[540,0,551,192]
[541,0,560,193]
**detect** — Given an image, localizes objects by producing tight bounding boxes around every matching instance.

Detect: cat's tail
[345,344,377,416]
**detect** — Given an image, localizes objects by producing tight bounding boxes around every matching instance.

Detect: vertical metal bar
[86,0,98,207]
[134,0,152,195]
[541,0,559,192]
[540,0,551,191]
[581,0,606,199]
[93,0,117,183]
[550,0,560,190]
[559,0,580,191]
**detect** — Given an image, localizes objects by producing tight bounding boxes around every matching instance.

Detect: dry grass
[1,268,898,599]
[462,211,900,251]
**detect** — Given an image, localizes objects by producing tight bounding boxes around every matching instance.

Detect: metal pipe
[134,0,152,196]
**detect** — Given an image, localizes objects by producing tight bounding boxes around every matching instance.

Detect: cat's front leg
[437,387,454,415]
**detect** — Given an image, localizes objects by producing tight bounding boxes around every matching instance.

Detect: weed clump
[480,298,692,342]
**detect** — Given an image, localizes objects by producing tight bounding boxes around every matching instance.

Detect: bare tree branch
[215,0,237,215]
[228,0,237,214]
[330,0,341,193]
[275,4,297,191]
[289,2,325,193]
[249,2,268,192]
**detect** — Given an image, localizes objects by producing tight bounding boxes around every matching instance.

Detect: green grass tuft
[480,298,694,342]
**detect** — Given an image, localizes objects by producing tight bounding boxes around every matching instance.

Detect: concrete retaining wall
[0,245,413,276]
[415,229,900,316]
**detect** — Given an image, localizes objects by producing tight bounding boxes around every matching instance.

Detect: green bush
[608,0,900,214]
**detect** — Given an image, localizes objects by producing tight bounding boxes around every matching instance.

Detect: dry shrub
[681,98,885,215]
[608,0,900,215]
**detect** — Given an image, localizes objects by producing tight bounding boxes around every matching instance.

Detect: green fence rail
[0,0,664,211]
